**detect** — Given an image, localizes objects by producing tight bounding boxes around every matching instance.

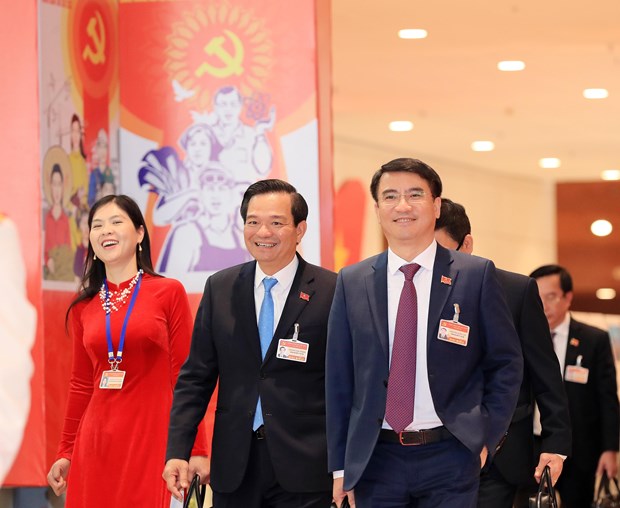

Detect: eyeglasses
[379,190,427,206]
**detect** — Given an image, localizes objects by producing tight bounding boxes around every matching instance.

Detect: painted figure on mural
[73,207,90,282]
[139,85,274,276]
[43,146,75,281]
[88,129,115,207]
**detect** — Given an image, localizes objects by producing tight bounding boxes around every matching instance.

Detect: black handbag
[182,474,206,508]
[592,473,620,508]
[529,465,558,508]
[330,498,350,508]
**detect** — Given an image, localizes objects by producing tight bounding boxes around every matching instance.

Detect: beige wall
[333,135,557,276]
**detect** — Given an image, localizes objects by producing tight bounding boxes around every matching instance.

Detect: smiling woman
[47,194,209,508]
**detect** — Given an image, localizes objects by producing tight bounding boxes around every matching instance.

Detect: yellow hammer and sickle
[82,10,106,65]
[195,29,244,78]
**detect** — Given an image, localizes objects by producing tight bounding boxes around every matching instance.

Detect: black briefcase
[529,465,558,508]
[183,474,206,508]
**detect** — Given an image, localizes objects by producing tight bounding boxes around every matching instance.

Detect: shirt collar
[254,255,299,290]
[552,312,571,337]
[387,240,437,276]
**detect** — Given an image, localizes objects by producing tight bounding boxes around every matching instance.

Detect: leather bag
[182,474,206,508]
[592,473,620,508]
[529,465,558,508]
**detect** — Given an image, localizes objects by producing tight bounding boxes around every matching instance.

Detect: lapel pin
[440,275,452,286]
[299,291,310,301]
[570,338,580,347]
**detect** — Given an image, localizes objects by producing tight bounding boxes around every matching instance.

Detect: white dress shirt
[383,241,442,431]
[253,255,299,332]
[552,313,571,377]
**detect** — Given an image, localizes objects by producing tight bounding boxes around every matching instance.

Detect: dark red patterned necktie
[385,263,421,433]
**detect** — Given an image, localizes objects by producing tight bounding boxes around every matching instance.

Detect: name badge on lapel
[277,323,309,363]
[565,355,589,384]
[437,303,470,347]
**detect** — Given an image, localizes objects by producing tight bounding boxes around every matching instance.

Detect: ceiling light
[389,121,413,132]
[602,169,620,181]
[539,158,561,169]
[398,29,428,39]
[583,88,609,99]
[591,219,613,237]
[596,288,616,300]
[497,61,525,71]
[471,141,495,152]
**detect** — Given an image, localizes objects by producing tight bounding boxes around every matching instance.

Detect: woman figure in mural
[157,165,249,275]
[193,85,276,183]
[69,114,88,209]
[43,146,75,281]
[46,195,208,508]
[88,129,115,207]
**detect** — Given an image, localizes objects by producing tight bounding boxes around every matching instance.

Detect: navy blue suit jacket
[325,245,523,490]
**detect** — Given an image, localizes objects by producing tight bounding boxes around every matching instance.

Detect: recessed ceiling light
[389,121,414,132]
[596,288,616,300]
[398,29,428,39]
[602,169,620,181]
[497,61,525,71]
[591,219,613,237]
[471,141,495,152]
[583,88,609,99]
[539,158,561,169]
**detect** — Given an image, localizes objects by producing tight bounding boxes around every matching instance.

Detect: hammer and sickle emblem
[82,10,106,65]
[195,29,244,78]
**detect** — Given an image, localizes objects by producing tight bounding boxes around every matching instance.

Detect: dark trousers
[212,431,332,508]
[477,463,517,508]
[353,435,480,508]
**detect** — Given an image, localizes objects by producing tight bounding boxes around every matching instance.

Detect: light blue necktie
[253,277,278,430]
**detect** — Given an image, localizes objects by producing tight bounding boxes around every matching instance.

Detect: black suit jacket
[166,255,337,493]
[491,270,571,485]
[563,318,619,473]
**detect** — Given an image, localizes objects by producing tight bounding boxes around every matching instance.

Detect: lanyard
[103,273,142,370]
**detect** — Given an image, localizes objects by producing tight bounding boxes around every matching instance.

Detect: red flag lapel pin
[440,275,452,286]
[299,291,310,301]
[569,337,580,347]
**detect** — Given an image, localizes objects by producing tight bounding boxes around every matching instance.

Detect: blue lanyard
[103,273,142,370]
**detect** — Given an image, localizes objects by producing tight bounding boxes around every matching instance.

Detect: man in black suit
[163,179,336,507]
[529,264,619,508]
[434,199,571,507]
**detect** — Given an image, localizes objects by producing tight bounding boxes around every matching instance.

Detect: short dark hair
[370,158,442,202]
[434,198,471,248]
[529,264,573,293]
[240,179,308,226]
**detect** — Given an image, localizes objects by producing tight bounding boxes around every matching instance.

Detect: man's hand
[534,453,564,485]
[47,458,71,496]
[480,446,489,469]
[596,451,618,478]
[333,476,356,507]
[162,458,190,501]
[189,455,210,485]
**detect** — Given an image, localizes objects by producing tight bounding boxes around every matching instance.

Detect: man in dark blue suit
[434,198,571,508]
[326,158,523,508]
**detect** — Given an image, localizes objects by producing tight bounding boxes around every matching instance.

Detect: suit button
[248,411,253,416]
[377,418,383,425]
[383,379,388,387]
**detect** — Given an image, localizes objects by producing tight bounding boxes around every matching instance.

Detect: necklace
[100,270,143,314]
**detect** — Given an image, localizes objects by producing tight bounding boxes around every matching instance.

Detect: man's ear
[460,234,474,254]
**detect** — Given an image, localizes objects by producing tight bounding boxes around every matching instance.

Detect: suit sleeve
[325,271,354,473]
[166,280,210,457]
[520,278,572,456]
[166,276,219,461]
[479,261,524,454]
[594,329,620,452]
